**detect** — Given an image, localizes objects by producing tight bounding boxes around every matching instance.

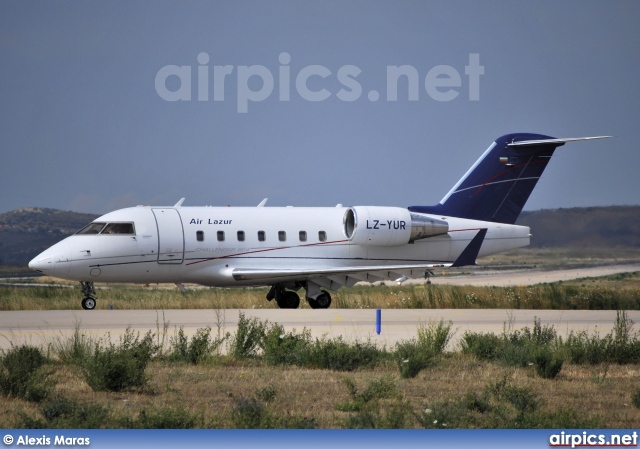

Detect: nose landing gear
[80,281,97,310]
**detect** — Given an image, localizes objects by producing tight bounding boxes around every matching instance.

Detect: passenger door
[152,208,185,264]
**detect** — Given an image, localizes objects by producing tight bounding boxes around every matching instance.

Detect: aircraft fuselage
[29,205,529,287]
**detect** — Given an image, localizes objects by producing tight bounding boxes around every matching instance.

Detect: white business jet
[29,133,609,310]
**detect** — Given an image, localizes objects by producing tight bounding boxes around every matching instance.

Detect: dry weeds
[2,354,640,428]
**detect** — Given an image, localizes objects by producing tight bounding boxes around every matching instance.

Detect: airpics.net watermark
[155,52,484,113]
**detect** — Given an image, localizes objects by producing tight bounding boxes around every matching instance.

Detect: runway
[1,308,637,352]
[409,263,640,286]
[2,263,639,351]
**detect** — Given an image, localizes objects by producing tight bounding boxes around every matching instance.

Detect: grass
[1,316,640,428]
[3,352,637,428]
[3,272,640,310]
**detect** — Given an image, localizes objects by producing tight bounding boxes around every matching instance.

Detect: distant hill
[0,208,98,266]
[516,206,640,249]
[1,206,639,267]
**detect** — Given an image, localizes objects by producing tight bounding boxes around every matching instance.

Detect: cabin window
[196,231,204,242]
[299,231,307,242]
[237,231,245,242]
[278,231,286,242]
[319,231,327,242]
[217,231,225,242]
[258,231,265,242]
[77,222,106,235]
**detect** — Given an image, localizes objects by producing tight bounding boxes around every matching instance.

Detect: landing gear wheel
[81,297,96,310]
[308,291,331,309]
[276,291,300,309]
[80,281,97,310]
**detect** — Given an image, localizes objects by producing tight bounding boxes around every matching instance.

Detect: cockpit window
[77,222,107,235]
[76,222,135,235]
[101,223,135,235]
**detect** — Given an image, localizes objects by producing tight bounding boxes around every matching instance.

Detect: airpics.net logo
[155,52,484,113]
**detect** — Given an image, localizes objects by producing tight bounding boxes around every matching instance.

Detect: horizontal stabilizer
[451,228,487,267]
[508,136,611,147]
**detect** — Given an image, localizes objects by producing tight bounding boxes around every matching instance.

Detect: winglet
[451,228,487,267]
[174,198,186,207]
[257,198,268,207]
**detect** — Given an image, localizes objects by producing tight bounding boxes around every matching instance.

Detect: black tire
[276,291,300,309]
[314,292,332,309]
[81,297,96,310]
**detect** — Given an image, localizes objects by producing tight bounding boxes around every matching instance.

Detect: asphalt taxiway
[1,308,638,352]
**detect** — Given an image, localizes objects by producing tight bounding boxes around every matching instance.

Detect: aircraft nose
[29,252,53,273]
[28,240,71,276]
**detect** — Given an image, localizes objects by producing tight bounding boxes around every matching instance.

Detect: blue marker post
[376,309,381,335]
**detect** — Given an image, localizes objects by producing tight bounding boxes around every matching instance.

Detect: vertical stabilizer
[409,133,609,224]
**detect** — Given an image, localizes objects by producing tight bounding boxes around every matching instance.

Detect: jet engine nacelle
[343,206,449,247]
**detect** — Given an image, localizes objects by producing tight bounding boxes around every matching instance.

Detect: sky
[1,1,638,215]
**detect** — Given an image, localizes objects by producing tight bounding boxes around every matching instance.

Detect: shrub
[83,329,156,392]
[230,395,316,429]
[499,318,558,368]
[229,313,267,359]
[344,398,413,429]
[463,318,560,369]
[533,347,564,379]
[416,398,466,428]
[564,331,610,365]
[336,376,397,412]
[516,408,602,428]
[230,397,267,428]
[21,397,110,428]
[610,310,640,364]
[461,332,502,360]
[261,324,311,366]
[561,311,640,365]
[394,340,434,379]
[417,319,454,355]
[168,326,189,361]
[168,326,225,364]
[187,327,214,364]
[462,391,492,414]
[262,324,384,371]
[0,345,52,402]
[308,336,384,371]
[52,323,95,366]
[255,385,277,403]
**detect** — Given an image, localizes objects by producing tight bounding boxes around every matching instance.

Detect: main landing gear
[80,281,97,310]
[266,283,332,309]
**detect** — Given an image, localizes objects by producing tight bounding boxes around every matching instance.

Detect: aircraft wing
[231,263,451,287]
[232,228,487,289]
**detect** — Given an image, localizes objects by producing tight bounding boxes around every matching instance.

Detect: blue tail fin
[409,133,608,224]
